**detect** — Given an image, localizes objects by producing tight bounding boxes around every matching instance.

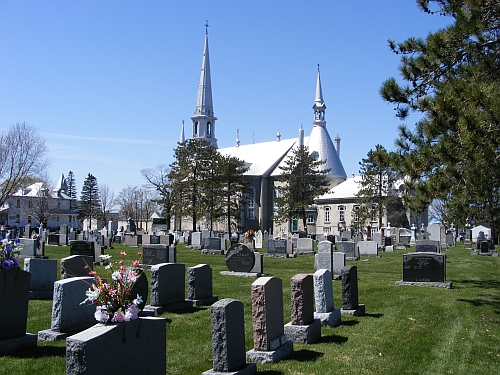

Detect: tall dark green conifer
[67,171,77,210]
[274,145,330,234]
[78,173,102,228]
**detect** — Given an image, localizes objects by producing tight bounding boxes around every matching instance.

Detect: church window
[353,205,360,222]
[324,206,330,223]
[16,214,20,223]
[27,215,31,223]
[247,187,255,220]
[338,205,345,222]
[194,122,198,136]
[323,227,331,234]
[371,204,377,222]
[207,122,212,137]
[16,199,20,208]
[307,214,315,224]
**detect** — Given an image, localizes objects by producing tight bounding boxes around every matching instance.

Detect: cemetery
[0,238,499,374]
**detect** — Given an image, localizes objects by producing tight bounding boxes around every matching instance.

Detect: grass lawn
[1,242,499,374]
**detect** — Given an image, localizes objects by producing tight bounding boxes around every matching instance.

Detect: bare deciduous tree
[99,184,115,226]
[0,122,49,207]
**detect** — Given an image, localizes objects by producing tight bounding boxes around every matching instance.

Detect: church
[179,28,382,237]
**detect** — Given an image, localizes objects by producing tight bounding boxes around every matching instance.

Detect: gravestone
[203,299,256,375]
[372,233,382,247]
[415,240,440,253]
[70,241,95,261]
[191,232,203,249]
[332,252,346,280]
[205,237,221,250]
[142,244,169,266]
[187,264,218,306]
[313,269,341,327]
[38,276,96,341]
[60,255,94,279]
[267,239,287,256]
[255,230,263,249]
[144,263,191,314]
[296,238,315,255]
[23,258,57,299]
[341,266,365,316]
[284,274,321,344]
[357,241,378,256]
[314,240,333,273]
[66,317,166,375]
[0,269,37,355]
[446,233,455,247]
[124,234,141,247]
[400,236,411,246]
[24,224,32,238]
[250,252,264,275]
[226,244,255,273]
[246,277,293,364]
[48,233,59,245]
[338,241,358,260]
[129,271,148,311]
[384,236,392,247]
[397,252,450,288]
[19,238,44,258]
[327,234,335,244]
[341,230,352,241]
[480,241,489,254]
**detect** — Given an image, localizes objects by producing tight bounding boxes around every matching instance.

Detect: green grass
[1,243,499,374]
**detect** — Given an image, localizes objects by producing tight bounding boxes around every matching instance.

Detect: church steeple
[191,21,218,148]
[313,65,326,128]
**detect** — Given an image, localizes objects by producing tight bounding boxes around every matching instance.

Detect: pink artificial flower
[120,251,127,256]
[112,311,125,323]
[132,259,140,267]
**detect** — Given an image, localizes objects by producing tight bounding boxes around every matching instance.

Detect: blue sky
[0,1,452,197]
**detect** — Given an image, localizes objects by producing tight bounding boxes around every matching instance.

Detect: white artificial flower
[105,263,113,270]
[100,254,112,260]
[133,294,143,305]
[111,271,122,281]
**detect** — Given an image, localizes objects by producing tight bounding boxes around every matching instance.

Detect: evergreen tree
[78,173,101,228]
[380,0,500,237]
[274,145,330,234]
[168,139,219,232]
[356,145,399,231]
[67,171,77,210]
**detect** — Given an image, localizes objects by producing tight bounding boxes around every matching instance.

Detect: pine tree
[78,173,102,228]
[380,0,500,239]
[67,171,77,210]
[274,145,330,234]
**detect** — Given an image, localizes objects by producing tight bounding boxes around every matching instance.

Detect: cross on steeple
[317,63,320,72]
[205,20,209,35]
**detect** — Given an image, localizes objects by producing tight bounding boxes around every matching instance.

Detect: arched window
[353,205,360,222]
[324,206,331,223]
[338,205,345,222]
[247,187,255,220]
[207,122,212,137]
[194,122,198,136]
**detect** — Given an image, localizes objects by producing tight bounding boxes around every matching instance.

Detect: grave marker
[226,244,255,273]
[341,266,365,316]
[313,269,341,327]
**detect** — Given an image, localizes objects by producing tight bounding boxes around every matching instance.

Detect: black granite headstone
[415,243,438,253]
[267,239,287,254]
[129,270,147,311]
[327,235,335,244]
[142,244,169,266]
[205,237,221,250]
[150,235,160,245]
[225,244,255,272]
[341,266,358,310]
[385,237,392,246]
[70,241,95,261]
[480,241,489,253]
[403,252,446,282]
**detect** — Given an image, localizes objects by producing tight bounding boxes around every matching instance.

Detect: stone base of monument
[341,304,365,316]
[384,245,394,252]
[202,249,225,255]
[0,333,37,355]
[314,308,341,327]
[472,250,498,257]
[202,363,257,375]
[295,251,315,256]
[345,256,359,261]
[246,338,293,364]
[264,253,295,258]
[29,290,53,299]
[284,319,321,344]
[144,300,193,314]
[395,245,406,250]
[186,295,219,307]
[220,271,262,278]
[38,329,69,341]
[395,280,452,289]
[189,245,202,250]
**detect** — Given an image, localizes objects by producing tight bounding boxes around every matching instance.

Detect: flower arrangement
[245,230,255,238]
[0,232,22,270]
[81,251,144,324]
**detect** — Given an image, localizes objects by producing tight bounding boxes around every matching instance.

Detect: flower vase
[0,268,31,340]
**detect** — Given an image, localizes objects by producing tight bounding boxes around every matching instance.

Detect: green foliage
[78,173,102,225]
[275,145,330,232]
[168,140,248,232]
[380,0,500,237]
[356,145,402,230]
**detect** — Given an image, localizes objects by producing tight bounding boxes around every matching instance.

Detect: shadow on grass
[457,296,500,314]
[319,334,348,345]
[456,279,500,289]
[9,345,66,359]
[340,319,359,327]
[289,349,323,362]
[364,313,384,318]
[166,306,209,315]
[258,371,284,375]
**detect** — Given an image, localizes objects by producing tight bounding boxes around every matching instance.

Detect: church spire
[313,64,326,128]
[180,120,185,143]
[191,21,218,148]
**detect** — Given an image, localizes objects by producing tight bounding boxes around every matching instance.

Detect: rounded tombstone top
[225,243,255,273]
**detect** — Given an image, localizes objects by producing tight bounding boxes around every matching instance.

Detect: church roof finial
[315,65,324,104]
[194,23,214,117]
[205,20,209,35]
[180,120,185,143]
